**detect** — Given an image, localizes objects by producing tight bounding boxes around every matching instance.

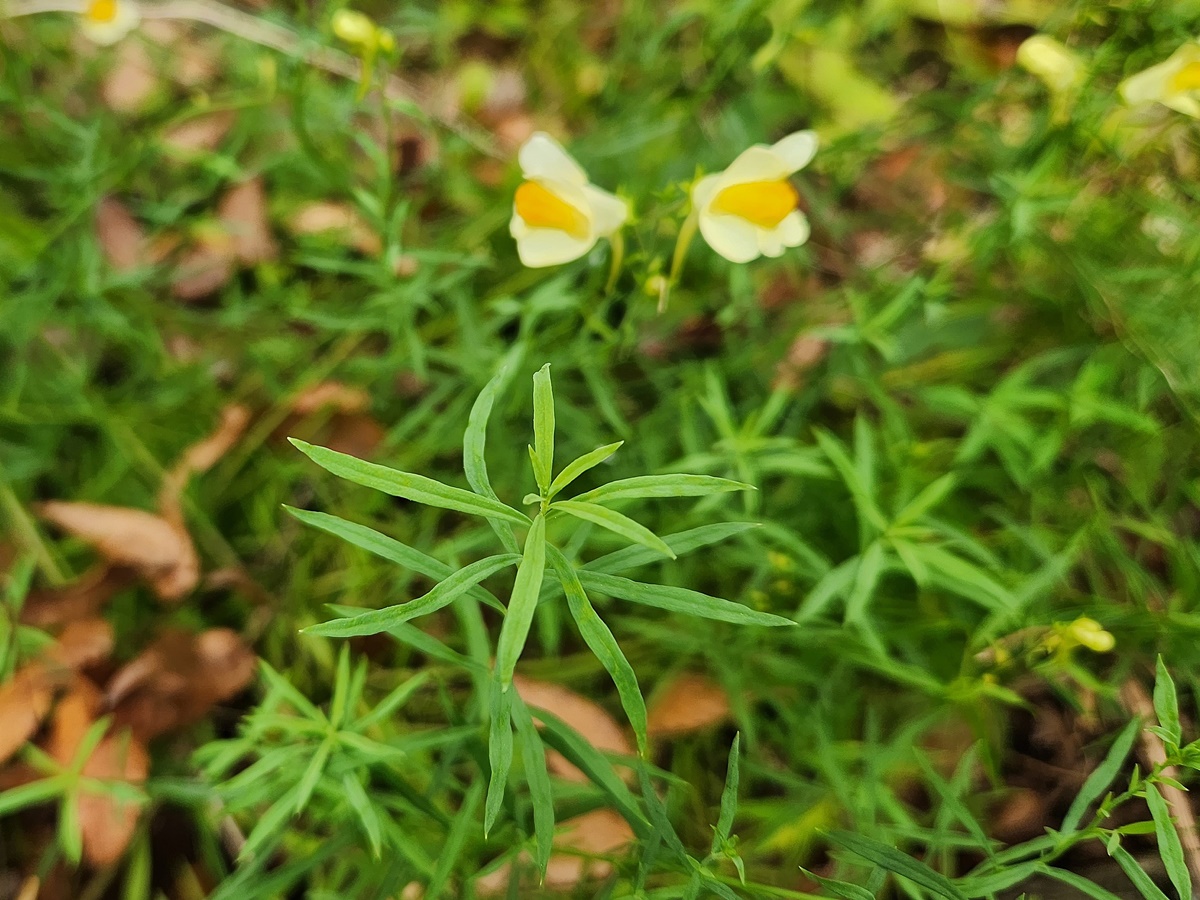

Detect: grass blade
[573,474,752,505]
[825,830,968,900]
[495,514,547,687]
[532,363,554,493]
[1146,783,1191,900]
[553,499,675,559]
[547,441,623,499]
[547,544,648,756]
[1153,656,1182,750]
[577,570,795,628]
[712,733,740,851]
[464,347,525,555]
[304,554,519,637]
[510,691,554,875]
[1062,718,1140,833]
[341,773,383,858]
[485,680,514,837]
[285,508,507,613]
[290,439,528,526]
[428,781,483,900]
[583,522,759,575]
[1111,842,1171,900]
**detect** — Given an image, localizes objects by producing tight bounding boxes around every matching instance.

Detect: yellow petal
[514,181,590,238]
[710,180,798,229]
[87,0,118,22]
[1170,60,1200,93]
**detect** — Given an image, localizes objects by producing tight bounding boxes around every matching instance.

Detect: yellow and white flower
[691,131,817,264]
[1120,42,1200,118]
[79,0,140,45]
[510,132,628,268]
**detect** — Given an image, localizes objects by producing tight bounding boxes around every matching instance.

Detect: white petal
[518,133,588,186]
[775,210,811,249]
[699,212,761,263]
[1120,63,1173,106]
[510,214,596,267]
[1164,93,1200,118]
[758,230,785,258]
[691,174,724,210]
[770,131,819,173]
[581,184,628,236]
[79,0,140,44]
[722,146,791,184]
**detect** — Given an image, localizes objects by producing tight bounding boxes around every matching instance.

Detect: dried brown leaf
[646,672,730,738]
[513,675,632,782]
[101,41,158,113]
[290,382,370,416]
[37,501,199,603]
[0,665,56,765]
[217,178,277,265]
[158,404,250,522]
[170,237,235,301]
[95,198,146,271]
[79,731,149,867]
[21,565,135,629]
[161,111,235,155]
[48,619,115,671]
[285,201,382,256]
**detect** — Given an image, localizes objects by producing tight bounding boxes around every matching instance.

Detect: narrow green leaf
[495,515,547,686]
[293,737,332,813]
[712,733,740,850]
[428,782,483,900]
[535,708,649,839]
[58,790,82,865]
[122,833,151,900]
[825,830,968,900]
[341,773,383,858]
[511,692,554,875]
[894,474,958,527]
[958,861,1040,897]
[583,522,759,575]
[305,554,519,638]
[1110,842,1172,900]
[285,508,506,614]
[485,680,514,837]
[548,546,648,756]
[573,474,753,505]
[553,499,675,559]
[356,672,431,731]
[916,544,1013,610]
[1154,656,1182,750]
[1146,783,1191,900]
[290,439,529,526]
[798,868,876,900]
[1035,866,1124,900]
[845,541,887,623]
[577,571,795,628]
[812,430,888,533]
[1062,718,1140,833]
[532,364,554,493]
[241,785,302,861]
[547,441,623,499]
[0,776,65,817]
[464,347,525,555]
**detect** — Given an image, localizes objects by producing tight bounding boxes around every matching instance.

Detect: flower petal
[1120,63,1173,106]
[758,229,786,258]
[518,133,588,186]
[770,131,819,173]
[581,184,628,237]
[510,215,597,267]
[691,174,723,211]
[699,212,761,263]
[1163,93,1200,118]
[722,146,791,184]
[775,210,811,249]
[79,0,140,44]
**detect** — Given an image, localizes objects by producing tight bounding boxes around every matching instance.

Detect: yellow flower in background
[510,133,628,268]
[1017,36,1084,96]
[691,131,817,264]
[79,0,139,44]
[1064,617,1115,654]
[1120,42,1200,118]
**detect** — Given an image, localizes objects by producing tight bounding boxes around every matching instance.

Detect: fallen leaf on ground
[217,179,277,265]
[108,628,256,741]
[0,665,56,765]
[161,111,235,155]
[646,672,730,737]
[48,618,115,671]
[158,404,251,520]
[170,235,235,301]
[95,198,146,271]
[37,502,198,603]
[513,675,633,782]
[290,382,370,416]
[475,808,634,895]
[101,40,158,113]
[285,202,382,256]
[21,566,135,628]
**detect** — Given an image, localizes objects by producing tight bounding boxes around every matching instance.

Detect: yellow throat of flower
[1169,60,1200,93]
[514,181,590,238]
[86,0,119,22]
[710,179,798,229]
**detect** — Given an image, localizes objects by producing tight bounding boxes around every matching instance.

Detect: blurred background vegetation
[5,0,1200,896]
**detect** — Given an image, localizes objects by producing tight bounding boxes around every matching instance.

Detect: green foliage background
[5,0,1200,896]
